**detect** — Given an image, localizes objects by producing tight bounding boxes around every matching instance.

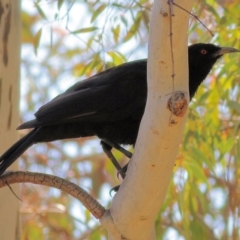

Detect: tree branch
[0,171,105,219]
[101,0,194,239]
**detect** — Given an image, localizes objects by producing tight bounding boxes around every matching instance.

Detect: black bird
[0,43,239,177]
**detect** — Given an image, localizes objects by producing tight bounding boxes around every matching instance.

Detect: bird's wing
[19,60,147,129]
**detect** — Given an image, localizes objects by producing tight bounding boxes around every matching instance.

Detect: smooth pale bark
[0,0,21,239]
[101,0,194,239]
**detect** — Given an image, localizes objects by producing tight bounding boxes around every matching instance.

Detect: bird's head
[188,43,240,99]
[189,43,240,63]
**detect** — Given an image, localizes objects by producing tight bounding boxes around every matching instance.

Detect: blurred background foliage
[19,0,240,239]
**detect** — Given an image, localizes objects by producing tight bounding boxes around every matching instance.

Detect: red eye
[201,49,207,54]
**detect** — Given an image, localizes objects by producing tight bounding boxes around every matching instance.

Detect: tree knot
[167,91,188,117]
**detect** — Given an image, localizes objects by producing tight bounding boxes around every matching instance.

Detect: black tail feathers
[0,128,41,175]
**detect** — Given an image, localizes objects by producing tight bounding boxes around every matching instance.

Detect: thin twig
[168,0,176,125]
[168,1,175,89]
[173,1,214,37]
[5,179,22,201]
[168,0,175,16]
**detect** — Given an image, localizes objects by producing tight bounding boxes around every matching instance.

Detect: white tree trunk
[101,0,194,239]
[0,0,21,239]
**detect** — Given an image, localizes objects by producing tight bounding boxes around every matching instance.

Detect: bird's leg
[117,162,129,179]
[101,139,131,179]
[101,141,126,179]
[102,139,132,158]
[110,163,129,194]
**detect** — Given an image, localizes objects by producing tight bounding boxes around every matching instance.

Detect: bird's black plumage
[0,43,239,176]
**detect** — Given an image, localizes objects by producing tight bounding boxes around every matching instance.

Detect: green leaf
[191,147,215,172]
[71,27,98,34]
[142,10,150,29]
[215,137,235,155]
[91,5,106,23]
[58,0,64,10]
[33,28,42,56]
[107,51,126,65]
[111,25,120,44]
[228,100,240,113]
[187,161,209,183]
[112,3,125,8]
[124,11,142,41]
[120,15,128,27]
[34,2,47,20]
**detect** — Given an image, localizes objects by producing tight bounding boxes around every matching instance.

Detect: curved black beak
[214,47,240,57]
